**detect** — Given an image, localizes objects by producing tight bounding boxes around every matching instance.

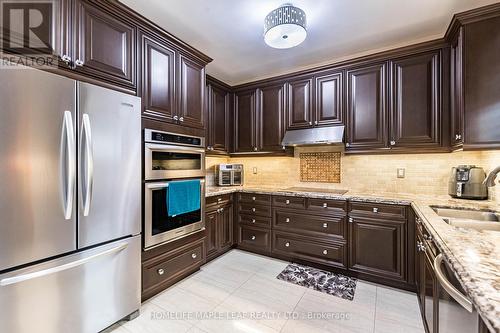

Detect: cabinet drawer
[238,226,270,253]
[273,210,346,240]
[239,214,272,228]
[238,193,271,205]
[273,195,306,209]
[349,202,407,220]
[238,203,272,217]
[272,231,347,269]
[308,198,346,214]
[142,240,204,292]
[206,194,232,208]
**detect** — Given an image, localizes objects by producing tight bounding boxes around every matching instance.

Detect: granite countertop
[206,185,500,332]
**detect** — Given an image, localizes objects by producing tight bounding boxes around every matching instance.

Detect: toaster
[216,164,244,186]
[448,165,488,199]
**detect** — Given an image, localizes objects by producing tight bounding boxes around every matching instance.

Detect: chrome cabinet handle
[282,146,286,150]
[285,242,290,247]
[390,140,396,146]
[61,54,71,63]
[314,120,318,125]
[251,219,256,223]
[322,250,328,255]
[434,254,473,312]
[191,253,197,259]
[285,218,290,223]
[308,121,312,126]
[285,199,290,205]
[217,198,222,202]
[61,111,76,220]
[173,115,179,121]
[252,196,256,201]
[253,147,258,151]
[323,203,328,208]
[348,217,354,223]
[81,114,94,217]
[179,117,184,122]
[323,223,328,228]
[251,235,256,241]
[372,207,378,213]
[74,59,84,67]
[345,143,351,148]
[216,208,221,213]
[252,207,256,212]
[220,207,224,212]
[157,268,165,275]
[0,242,128,286]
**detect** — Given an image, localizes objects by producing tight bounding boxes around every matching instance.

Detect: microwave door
[0,69,77,272]
[77,82,141,249]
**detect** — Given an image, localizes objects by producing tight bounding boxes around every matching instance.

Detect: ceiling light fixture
[264,3,307,49]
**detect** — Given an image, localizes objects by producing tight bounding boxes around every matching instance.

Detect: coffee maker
[448,165,488,199]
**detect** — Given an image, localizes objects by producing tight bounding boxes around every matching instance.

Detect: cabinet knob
[282,146,286,150]
[314,120,318,125]
[308,121,312,126]
[217,198,222,202]
[322,250,328,255]
[285,242,290,247]
[157,268,165,275]
[416,217,421,224]
[179,117,184,122]
[390,140,396,146]
[251,235,256,241]
[220,207,224,212]
[252,207,256,212]
[323,203,328,208]
[345,143,351,148]
[372,207,378,213]
[458,134,462,140]
[253,147,258,151]
[74,59,84,67]
[424,234,433,241]
[217,208,220,213]
[251,219,256,223]
[285,199,290,205]
[61,54,71,63]
[323,223,328,228]
[252,196,256,201]
[173,115,179,121]
[285,217,290,223]
[192,253,197,259]
[348,217,354,223]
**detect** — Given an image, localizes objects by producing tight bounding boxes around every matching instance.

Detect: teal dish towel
[167,180,201,217]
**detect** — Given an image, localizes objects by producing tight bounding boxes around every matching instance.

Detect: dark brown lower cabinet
[348,216,406,283]
[237,225,271,254]
[205,196,234,262]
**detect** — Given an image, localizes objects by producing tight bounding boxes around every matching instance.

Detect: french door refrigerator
[0,68,141,333]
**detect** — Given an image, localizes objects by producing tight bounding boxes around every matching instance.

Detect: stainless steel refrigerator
[0,68,141,333]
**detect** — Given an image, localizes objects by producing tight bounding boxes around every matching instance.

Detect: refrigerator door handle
[0,242,128,287]
[81,113,94,216]
[61,111,76,220]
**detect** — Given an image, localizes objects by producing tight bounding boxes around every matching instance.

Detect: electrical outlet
[397,168,405,178]
[253,167,258,174]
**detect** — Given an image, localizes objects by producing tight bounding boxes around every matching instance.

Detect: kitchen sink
[430,206,500,232]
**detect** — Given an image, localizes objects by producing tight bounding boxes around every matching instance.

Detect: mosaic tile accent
[299,152,341,183]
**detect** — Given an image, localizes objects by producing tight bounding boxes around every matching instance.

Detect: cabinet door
[346,63,387,150]
[209,84,230,153]
[348,217,405,282]
[218,204,233,251]
[205,210,218,259]
[234,90,257,152]
[389,51,441,148]
[463,16,500,148]
[74,0,135,88]
[258,83,286,152]
[450,28,464,148]
[178,55,205,129]
[141,33,176,122]
[286,78,313,130]
[315,71,344,126]
[56,0,73,66]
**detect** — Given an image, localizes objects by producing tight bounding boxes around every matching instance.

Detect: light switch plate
[397,168,405,178]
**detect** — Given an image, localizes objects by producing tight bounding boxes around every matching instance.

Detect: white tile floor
[113,250,425,333]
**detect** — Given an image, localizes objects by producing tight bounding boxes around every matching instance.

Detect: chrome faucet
[483,166,500,187]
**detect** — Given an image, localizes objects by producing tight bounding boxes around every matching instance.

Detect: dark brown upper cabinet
[346,63,388,151]
[206,79,231,154]
[315,71,344,127]
[178,55,205,129]
[141,33,176,122]
[460,15,500,149]
[234,90,257,153]
[73,0,136,89]
[286,77,313,130]
[258,83,287,152]
[389,50,441,149]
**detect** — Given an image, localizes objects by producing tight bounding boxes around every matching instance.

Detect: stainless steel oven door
[144,179,205,249]
[145,143,206,180]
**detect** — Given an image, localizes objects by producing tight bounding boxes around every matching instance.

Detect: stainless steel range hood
[281,126,345,146]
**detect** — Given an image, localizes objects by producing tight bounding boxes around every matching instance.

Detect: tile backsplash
[207,149,500,202]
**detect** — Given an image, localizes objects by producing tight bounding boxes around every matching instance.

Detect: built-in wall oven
[144,129,206,249]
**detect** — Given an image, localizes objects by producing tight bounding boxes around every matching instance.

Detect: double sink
[431,206,500,232]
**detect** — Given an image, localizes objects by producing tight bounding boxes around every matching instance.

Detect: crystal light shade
[264,4,307,49]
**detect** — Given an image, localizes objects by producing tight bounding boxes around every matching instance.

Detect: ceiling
[120,0,500,86]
